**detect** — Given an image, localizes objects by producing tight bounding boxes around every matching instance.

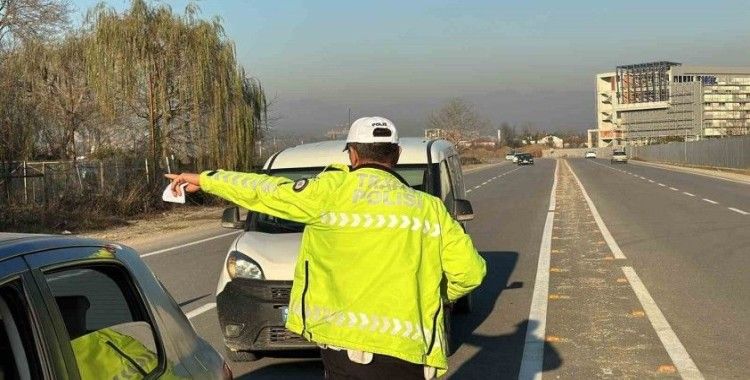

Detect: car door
[24,246,176,380]
[0,257,55,379]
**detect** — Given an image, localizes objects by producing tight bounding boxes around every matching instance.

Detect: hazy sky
[71,0,750,136]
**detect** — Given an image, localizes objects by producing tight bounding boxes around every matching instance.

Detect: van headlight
[226,251,264,280]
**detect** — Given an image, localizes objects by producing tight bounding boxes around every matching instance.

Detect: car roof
[265,137,457,170]
[0,233,108,262]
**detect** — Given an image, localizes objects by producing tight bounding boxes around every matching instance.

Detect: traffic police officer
[166,117,486,379]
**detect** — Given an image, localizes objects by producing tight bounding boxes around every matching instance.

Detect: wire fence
[0,157,196,206]
[629,135,750,169]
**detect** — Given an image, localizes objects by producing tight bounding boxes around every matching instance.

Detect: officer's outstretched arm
[199,169,337,224]
[439,206,487,302]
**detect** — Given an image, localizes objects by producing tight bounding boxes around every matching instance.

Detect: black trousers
[321,348,424,380]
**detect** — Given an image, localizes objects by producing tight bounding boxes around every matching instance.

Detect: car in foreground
[0,233,231,379]
[216,138,475,361]
[585,150,597,159]
[611,150,628,164]
[516,153,534,165]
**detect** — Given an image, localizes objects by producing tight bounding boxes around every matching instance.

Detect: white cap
[345,117,399,148]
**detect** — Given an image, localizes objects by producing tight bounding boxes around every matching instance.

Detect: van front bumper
[216,278,315,352]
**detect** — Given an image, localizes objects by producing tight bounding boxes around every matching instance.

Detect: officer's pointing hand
[164,173,201,196]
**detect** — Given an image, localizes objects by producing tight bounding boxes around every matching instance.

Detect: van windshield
[250,165,429,234]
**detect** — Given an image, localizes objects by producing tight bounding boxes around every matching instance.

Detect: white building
[593,62,750,147]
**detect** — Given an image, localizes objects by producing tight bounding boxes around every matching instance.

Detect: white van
[215,137,475,361]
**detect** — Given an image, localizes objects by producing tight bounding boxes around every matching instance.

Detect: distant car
[505,151,516,160]
[217,138,475,361]
[585,150,597,159]
[516,153,534,165]
[512,154,520,163]
[0,233,232,380]
[611,150,628,164]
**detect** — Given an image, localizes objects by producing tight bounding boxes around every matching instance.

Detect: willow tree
[85,0,266,178]
[17,34,98,160]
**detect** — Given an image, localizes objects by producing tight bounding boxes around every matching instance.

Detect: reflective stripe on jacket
[200,163,486,374]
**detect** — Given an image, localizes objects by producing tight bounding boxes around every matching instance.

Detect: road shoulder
[630,160,750,185]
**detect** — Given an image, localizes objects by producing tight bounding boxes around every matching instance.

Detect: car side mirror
[221,207,243,229]
[455,199,474,222]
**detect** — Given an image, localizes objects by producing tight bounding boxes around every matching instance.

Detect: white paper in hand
[162,183,187,204]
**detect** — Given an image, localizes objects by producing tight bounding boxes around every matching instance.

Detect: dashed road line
[519,159,559,380]
[466,167,522,194]
[141,231,242,258]
[587,160,742,219]
[565,160,626,259]
[622,267,704,380]
[186,302,217,319]
[728,207,749,215]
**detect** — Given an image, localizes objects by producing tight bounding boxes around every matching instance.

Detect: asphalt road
[567,158,750,379]
[131,158,748,379]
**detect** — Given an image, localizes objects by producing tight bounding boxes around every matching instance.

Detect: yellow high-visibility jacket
[200,163,486,374]
[71,328,159,379]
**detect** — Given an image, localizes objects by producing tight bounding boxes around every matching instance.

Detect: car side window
[44,265,162,379]
[439,160,455,214]
[0,281,42,380]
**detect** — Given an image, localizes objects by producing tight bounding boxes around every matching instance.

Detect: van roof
[265,137,457,170]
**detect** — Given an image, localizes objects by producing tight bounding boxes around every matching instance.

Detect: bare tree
[0,0,71,49]
[427,98,488,144]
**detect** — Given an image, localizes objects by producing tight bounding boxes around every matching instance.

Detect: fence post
[42,162,47,206]
[23,161,28,204]
[75,162,83,190]
[145,158,150,183]
[99,160,105,190]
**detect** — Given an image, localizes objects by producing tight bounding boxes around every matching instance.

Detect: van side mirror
[455,199,474,222]
[221,207,243,229]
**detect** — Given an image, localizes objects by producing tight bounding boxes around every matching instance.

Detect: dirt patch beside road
[84,205,226,246]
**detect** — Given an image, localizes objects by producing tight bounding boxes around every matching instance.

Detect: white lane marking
[648,179,655,183]
[564,160,626,259]
[141,231,242,258]
[473,185,481,189]
[622,267,704,379]
[466,189,472,193]
[639,176,646,180]
[186,302,217,319]
[683,192,695,197]
[658,183,666,187]
[702,198,718,205]
[669,187,679,191]
[728,207,749,215]
[519,159,559,380]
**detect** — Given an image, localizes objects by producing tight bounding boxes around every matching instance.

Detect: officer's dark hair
[347,143,400,166]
